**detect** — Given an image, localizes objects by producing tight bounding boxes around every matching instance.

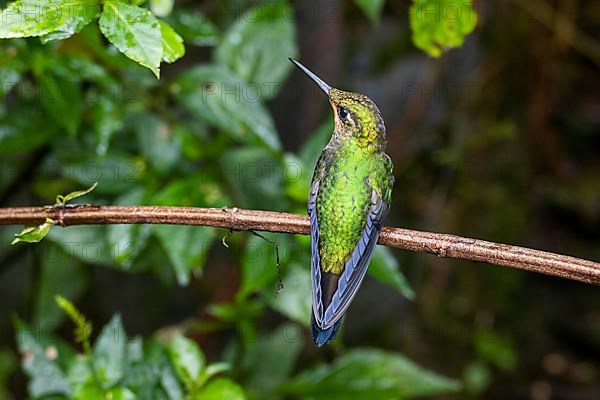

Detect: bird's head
[290,59,386,152]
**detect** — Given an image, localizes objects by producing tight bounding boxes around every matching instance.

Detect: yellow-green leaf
[409,0,478,57]
[55,182,98,206]
[160,20,185,63]
[12,218,56,245]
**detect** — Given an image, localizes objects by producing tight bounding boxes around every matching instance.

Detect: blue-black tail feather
[311,314,342,346]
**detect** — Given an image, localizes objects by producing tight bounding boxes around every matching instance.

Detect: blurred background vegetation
[1,0,599,399]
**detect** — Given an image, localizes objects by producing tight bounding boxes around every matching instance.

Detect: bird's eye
[338,107,348,120]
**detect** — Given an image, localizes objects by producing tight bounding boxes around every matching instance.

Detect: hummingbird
[290,59,394,346]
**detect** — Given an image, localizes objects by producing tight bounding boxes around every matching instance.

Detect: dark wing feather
[318,186,389,329]
[308,178,324,320]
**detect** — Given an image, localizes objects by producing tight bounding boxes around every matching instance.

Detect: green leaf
[134,113,180,174]
[166,10,219,46]
[55,182,98,206]
[47,226,118,267]
[220,147,288,211]
[12,218,56,245]
[242,323,302,394]
[67,355,95,398]
[0,104,57,156]
[200,363,230,385]
[475,329,517,371]
[151,175,226,285]
[55,153,144,195]
[168,334,205,387]
[173,65,281,150]
[151,0,173,18]
[37,73,83,136]
[99,0,163,77]
[195,378,246,400]
[298,120,334,169]
[354,0,386,23]
[266,263,311,326]
[160,20,185,63]
[284,348,461,399]
[15,320,71,398]
[39,0,101,43]
[463,361,491,395]
[161,360,185,400]
[282,153,311,204]
[107,386,136,399]
[93,93,124,156]
[215,1,297,100]
[107,188,151,267]
[238,233,296,300]
[409,0,478,57]
[368,247,415,300]
[0,0,98,39]
[93,314,128,387]
[153,225,213,285]
[34,252,87,328]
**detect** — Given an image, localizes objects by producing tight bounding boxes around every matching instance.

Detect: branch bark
[1,205,598,285]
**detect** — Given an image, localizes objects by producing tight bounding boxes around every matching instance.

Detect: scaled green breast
[316,142,374,274]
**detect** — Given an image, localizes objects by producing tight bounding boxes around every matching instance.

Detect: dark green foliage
[3,0,597,399]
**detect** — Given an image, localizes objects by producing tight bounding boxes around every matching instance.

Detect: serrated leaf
[354,0,386,23]
[39,0,101,43]
[99,0,162,77]
[285,348,461,399]
[160,20,185,63]
[173,65,281,150]
[0,0,98,39]
[12,218,56,245]
[409,0,478,57]
[93,314,128,387]
[215,1,296,100]
[168,334,205,388]
[368,246,415,300]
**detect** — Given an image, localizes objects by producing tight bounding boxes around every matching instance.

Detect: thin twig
[0,205,598,285]
[249,230,284,295]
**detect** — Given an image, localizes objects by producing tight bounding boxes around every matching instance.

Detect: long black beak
[289,58,331,96]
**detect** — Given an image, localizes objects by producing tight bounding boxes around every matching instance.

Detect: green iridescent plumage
[290,59,394,346]
[314,140,393,274]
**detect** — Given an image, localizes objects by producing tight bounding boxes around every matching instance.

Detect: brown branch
[1,205,599,285]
